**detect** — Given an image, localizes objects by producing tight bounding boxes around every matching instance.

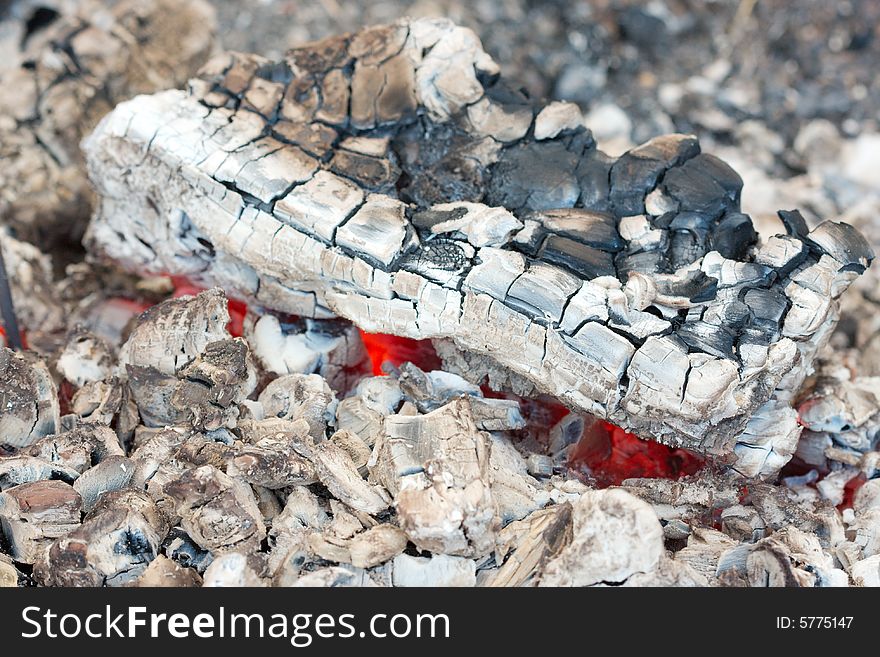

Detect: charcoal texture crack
[0,0,216,252]
[82,18,873,477]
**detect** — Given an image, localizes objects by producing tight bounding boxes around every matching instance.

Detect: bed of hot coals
[3,279,873,588]
[0,0,879,587]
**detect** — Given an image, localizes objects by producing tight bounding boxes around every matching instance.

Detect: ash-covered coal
[0,287,876,588]
[83,18,871,478]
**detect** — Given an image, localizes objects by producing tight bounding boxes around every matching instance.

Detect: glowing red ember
[570,421,704,487]
[484,383,704,486]
[0,324,28,349]
[779,457,867,511]
[359,331,441,375]
[58,379,75,417]
[839,474,866,511]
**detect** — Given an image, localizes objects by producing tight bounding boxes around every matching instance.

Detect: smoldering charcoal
[0,3,879,589]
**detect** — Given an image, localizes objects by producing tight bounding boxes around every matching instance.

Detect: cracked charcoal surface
[83,18,873,478]
[0,0,215,257]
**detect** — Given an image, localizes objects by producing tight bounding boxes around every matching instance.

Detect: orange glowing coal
[358,331,441,376]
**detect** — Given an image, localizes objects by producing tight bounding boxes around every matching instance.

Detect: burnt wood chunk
[0,349,59,448]
[164,465,266,555]
[710,212,758,261]
[807,222,874,272]
[34,507,162,587]
[678,321,737,359]
[330,148,400,192]
[487,142,580,212]
[171,341,257,431]
[272,121,338,158]
[81,18,872,477]
[576,150,614,212]
[662,153,743,219]
[743,288,790,330]
[392,121,489,207]
[26,424,124,475]
[373,399,495,557]
[276,171,365,243]
[610,134,700,216]
[777,209,810,239]
[655,270,718,304]
[538,235,616,279]
[530,209,624,252]
[0,480,82,564]
[754,235,808,278]
[0,457,79,491]
[506,263,582,323]
[335,196,409,267]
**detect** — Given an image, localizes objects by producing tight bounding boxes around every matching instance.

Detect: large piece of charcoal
[82,18,873,477]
